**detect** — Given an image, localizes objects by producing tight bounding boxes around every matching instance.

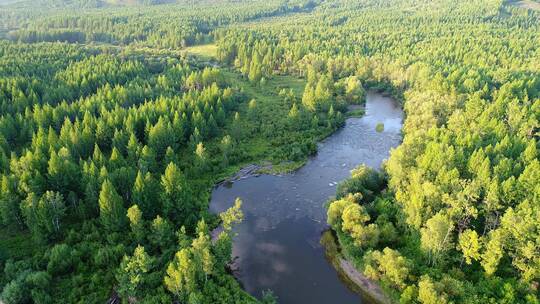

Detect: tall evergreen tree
[98,179,126,231]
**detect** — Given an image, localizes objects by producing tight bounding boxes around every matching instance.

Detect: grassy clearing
[265,73,306,97]
[184,43,218,60]
[181,60,313,186]
[219,69,312,172]
[222,70,305,102]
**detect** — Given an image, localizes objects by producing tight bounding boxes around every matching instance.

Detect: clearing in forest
[185,44,219,60]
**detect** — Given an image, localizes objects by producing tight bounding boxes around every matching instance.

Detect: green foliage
[165,204,243,303]
[220,198,243,231]
[1,0,539,302]
[46,243,73,275]
[342,203,379,249]
[21,191,66,241]
[99,179,126,231]
[116,245,153,301]
[149,215,175,251]
[160,162,197,227]
[363,248,411,291]
[420,212,454,264]
[335,165,385,201]
[417,275,448,304]
[0,31,294,301]
[127,204,144,243]
[458,229,481,265]
[261,290,278,304]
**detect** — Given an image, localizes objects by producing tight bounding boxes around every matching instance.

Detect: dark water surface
[210,92,403,304]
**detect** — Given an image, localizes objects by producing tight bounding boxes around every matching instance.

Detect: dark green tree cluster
[0,2,336,302]
[6,0,314,48]
[0,39,260,303]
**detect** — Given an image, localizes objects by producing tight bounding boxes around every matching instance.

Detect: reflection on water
[210,92,403,304]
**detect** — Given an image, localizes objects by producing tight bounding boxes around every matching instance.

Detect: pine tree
[98,179,126,231]
[288,103,300,120]
[195,142,207,172]
[248,99,257,121]
[220,135,234,166]
[47,147,79,195]
[149,215,175,250]
[160,162,193,225]
[138,146,157,174]
[148,117,175,159]
[0,175,24,228]
[127,204,144,243]
[248,61,262,84]
[126,133,140,163]
[230,112,243,140]
[302,85,316,111]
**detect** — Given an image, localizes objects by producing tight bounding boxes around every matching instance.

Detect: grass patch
[265,73,306,97]
[347,108,365,118]
[222,70,313,163]
[182,47,318,180]
[258,160,306,174]
[185,43,218,60]
[196,67,312,177]
[222,69,306,102]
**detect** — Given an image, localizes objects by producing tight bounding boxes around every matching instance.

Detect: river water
[209,92,403,304]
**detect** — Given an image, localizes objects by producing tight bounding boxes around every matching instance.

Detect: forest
[0,0,538,303]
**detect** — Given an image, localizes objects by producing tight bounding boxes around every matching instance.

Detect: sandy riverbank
[321,231,392,304]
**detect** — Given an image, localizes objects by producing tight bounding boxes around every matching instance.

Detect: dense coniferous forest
[0,0,538,303]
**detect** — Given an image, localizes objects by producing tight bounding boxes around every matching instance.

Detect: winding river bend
[210,92,403,303]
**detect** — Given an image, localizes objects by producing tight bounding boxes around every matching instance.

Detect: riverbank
[214,103,368,187]
[321,231,392,304]
[216,159,309,186]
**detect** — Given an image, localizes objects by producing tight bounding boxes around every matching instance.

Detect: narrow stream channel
[210,92,403,304]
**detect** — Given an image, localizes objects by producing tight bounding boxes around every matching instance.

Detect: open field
[185,43,219,60]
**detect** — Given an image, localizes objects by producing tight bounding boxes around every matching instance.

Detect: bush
[46,244,73,275]
[336,165,385,201]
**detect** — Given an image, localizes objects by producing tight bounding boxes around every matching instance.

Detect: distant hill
[0,0,25,6]
[5,0,177,8]
[101,0,177,6]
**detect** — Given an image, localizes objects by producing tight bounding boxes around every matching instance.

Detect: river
[209,91,403,303]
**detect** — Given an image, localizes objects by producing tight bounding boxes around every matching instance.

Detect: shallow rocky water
[210,92,403,304]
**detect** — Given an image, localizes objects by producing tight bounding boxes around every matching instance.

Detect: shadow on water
[210,92,403,304]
